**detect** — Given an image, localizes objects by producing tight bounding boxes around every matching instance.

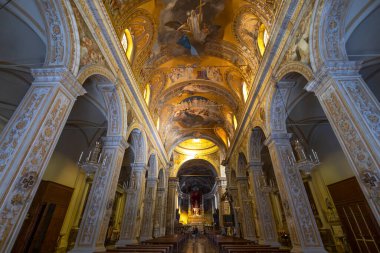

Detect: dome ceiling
[104,0,275,152]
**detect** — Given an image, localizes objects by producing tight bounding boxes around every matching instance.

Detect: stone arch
[40,0,81,74]
[267,85,287,134]
[76,64,116,84]
[126,125,148,164]
[248,126,266,163]
[77,66,127,140]
[310,0,349,72]
[157,168,166,188]
[274,62,314,82]
[167,134,227,160]
[230,169,237,187]
[237,152,248,178]
[267,70,312,134]
[147,152,159,179]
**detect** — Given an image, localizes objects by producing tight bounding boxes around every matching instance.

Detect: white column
[236,177,257,241]
[306,61,380,224]
[153,186,165,238]
[248,162,279,246]
[140,178,158,241]
[265,133,327,253]
[70,136,127,252]
[116,162,147,245]
[166,177,178,235]
[0,68,85,252]
[217,177,226,227]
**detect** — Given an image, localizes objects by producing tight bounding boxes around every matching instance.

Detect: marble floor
[180,235,217,253]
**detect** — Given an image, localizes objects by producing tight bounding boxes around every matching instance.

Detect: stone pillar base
[69,245,106,253]
[258,238,281,247]
[244,236,258,242]
[115,239,138,246]
[140,236,153,242]
[290,246,328,253]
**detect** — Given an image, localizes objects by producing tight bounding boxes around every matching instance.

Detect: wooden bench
[226,249,289,253]
[107,244,171,253]
[142,235,187,253]
[221,244,271,253]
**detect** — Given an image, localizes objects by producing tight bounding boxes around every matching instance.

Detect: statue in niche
[129,172,136,189]
[286,10,312,64]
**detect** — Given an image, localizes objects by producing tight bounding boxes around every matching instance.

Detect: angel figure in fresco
[165,0,209,55]
[177,6,208,44]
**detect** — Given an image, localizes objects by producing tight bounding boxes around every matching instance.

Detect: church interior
[0,0,379,252]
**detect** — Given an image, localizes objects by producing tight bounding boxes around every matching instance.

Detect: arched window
[121,29,133,61]
[143,84,151,105]
[242,81,248,102]
[156,117,160,131]
[258,24,269,56]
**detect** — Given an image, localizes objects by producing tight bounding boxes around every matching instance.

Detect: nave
[0,0,379,253]
[105,234,290,253]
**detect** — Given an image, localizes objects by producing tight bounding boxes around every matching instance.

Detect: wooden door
[12,181,73,253]
[328,177,380,253]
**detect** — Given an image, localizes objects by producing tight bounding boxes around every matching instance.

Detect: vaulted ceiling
[103,0,277,152]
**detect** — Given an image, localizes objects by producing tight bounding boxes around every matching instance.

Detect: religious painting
[157,0,226,56]
[172,96,223,128]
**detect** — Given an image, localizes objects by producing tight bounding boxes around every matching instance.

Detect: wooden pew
[107,244,171,253]
[226,249,289,253]
[221,245,271,253]
[142,234,187,253]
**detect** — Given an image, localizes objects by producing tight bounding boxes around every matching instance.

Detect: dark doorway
[12,181,73,253]
[328,177,380,253]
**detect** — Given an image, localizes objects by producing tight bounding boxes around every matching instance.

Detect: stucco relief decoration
[71,2,106,67]
[123,10,154,82]
[103,87,121,136]
[167,65,223,86]
[325,0,346,60]
[284,4,314,65]
[343,80,380,140]
[270,90,286,132]
[41,0,65,64]
[226,69,246,100]
[322,86,380,210]
[79,152,113,244]
[0,88,49,174]
[279,146,320,245]
[242,0,273,28]
[234,9,261,52]
[0,92,70,246]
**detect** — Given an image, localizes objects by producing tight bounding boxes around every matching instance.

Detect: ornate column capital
[264,132,292,146]
[247,161,264,171]
[146,177,159,183]
[31,67,86,97]
[102,135,129,149]
[305,60,362,94]
[236,176,248,182]
[168,177,179,187]
[130,162,147,171]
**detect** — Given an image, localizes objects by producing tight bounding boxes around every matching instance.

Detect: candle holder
[77,141,108,176]
[259,172,278,193]
[288,139,320,176]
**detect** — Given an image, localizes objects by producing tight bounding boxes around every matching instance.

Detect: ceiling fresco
[104,0,275,153]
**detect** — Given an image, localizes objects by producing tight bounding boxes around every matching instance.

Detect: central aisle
[180,235,217,253]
